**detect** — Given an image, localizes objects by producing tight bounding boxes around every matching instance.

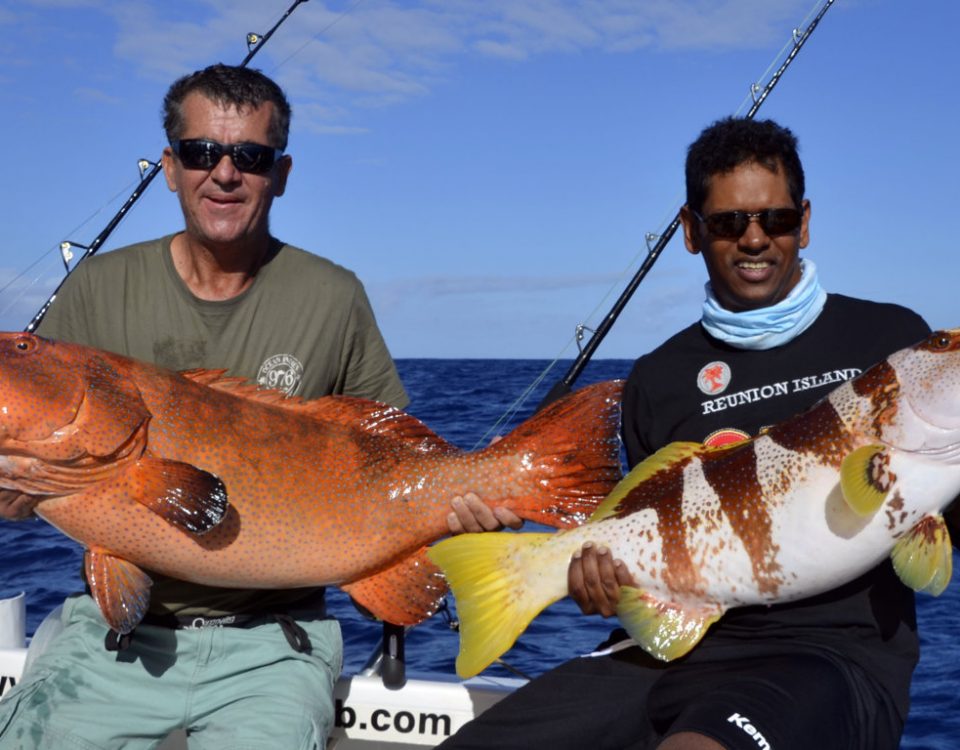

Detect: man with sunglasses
[442,118,951,750]
[0,64,410,748]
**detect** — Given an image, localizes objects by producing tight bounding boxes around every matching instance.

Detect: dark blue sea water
[1,358,957,748]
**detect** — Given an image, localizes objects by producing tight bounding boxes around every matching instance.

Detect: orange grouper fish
[430,329,960,678]
[0,333,623,635]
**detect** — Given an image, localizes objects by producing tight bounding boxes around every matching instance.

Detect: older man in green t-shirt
[0,64,413,749]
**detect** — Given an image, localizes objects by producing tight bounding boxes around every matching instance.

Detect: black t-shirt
[621,293,931,718]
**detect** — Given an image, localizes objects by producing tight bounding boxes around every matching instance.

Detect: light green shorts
[0,594,342,750]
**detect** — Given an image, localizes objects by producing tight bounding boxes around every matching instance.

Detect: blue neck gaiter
[700,258,827,350]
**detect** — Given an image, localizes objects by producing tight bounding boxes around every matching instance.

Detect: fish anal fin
[840,444,893,517]
[891,514,953,596]
[341,547,449,627]
[590,442,702,523]
[128,457,228,534]
[616,587,722,662]
[85,548,152,634]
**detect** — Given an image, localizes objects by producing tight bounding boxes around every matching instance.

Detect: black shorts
[439,642,903,750]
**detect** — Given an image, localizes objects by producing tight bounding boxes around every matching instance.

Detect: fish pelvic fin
[85,548,152,634]
[495,380,624,528]
[428,532,560,678]
[891,514,953,596]
[130,457,228,534]
[341,546,448,626]
[840,444,893,517]
[616,587,723,662]
[590,442,702,522]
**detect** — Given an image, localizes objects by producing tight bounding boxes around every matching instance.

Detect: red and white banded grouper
[430,329,960,678]
[0,333,623,634]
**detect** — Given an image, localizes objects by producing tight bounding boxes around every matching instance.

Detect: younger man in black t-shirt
[442,118,952,750]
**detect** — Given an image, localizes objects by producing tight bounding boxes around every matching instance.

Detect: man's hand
[568,542,635,617]
[0,490,40,521]
[446,492,523,534]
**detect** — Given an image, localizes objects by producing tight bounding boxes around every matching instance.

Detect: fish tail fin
[495,379,624,528]
[428,531,561,678]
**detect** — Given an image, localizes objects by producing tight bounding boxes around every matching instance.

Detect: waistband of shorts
[140,592,327,630]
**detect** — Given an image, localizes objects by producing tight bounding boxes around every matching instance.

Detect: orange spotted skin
[0,334,623,626]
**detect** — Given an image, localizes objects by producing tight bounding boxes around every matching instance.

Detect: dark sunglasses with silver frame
[170,138,284,175]
[692,207,803,240]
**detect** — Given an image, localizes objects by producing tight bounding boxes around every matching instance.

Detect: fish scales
[431,329,960,677]
[0,334,625,632]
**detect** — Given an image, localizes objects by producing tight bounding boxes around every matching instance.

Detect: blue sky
[1,0,956,359]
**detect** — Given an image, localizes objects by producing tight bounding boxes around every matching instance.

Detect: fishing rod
[536,0,836,409]
[24,0,311,334]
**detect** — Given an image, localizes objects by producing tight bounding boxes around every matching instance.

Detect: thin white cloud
[73,86,123,104]
[33,1,810,134]
[371,271,621,310]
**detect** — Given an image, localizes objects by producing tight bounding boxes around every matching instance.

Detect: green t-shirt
[38,234,408,617]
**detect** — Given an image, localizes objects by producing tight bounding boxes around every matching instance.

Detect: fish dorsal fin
[590,441,701,522]
[299,396,459,453]
[85,548,152,634]
[840,444,892,517]
[180,369,291,405]
[180,369,455,452]
[616,586,723,661]
[891,514,953,596]
[340,546,449,626]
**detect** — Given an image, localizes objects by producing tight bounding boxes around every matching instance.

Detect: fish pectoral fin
[616,587,722,662]
[891,514,953,596]
[129,457,228,534]
[590,442,702,523]
[341,546,448,626]
[85,548,152,634]
[839,444,893,517]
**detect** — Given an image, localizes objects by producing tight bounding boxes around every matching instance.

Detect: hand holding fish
[0,489,40,520]
[568,542,636,618]
[447,492,524,534]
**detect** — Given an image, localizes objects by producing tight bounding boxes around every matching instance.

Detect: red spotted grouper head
[0,333,151,491]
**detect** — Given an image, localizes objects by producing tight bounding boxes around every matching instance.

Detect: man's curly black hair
[685,117,805,213]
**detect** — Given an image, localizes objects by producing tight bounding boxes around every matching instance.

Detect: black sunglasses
[170,139,284,175]
[692,207,802,240]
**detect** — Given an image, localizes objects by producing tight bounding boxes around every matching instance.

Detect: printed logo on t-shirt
[726,712,772,749]
[697,361,731,395]
[257,353,304,396]
[703,428,750,448]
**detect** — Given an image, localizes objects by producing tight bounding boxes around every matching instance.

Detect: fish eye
[13,336,36,353]
[926,332,952,351]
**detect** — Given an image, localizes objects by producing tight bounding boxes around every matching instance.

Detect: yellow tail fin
[428,532,560,678]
